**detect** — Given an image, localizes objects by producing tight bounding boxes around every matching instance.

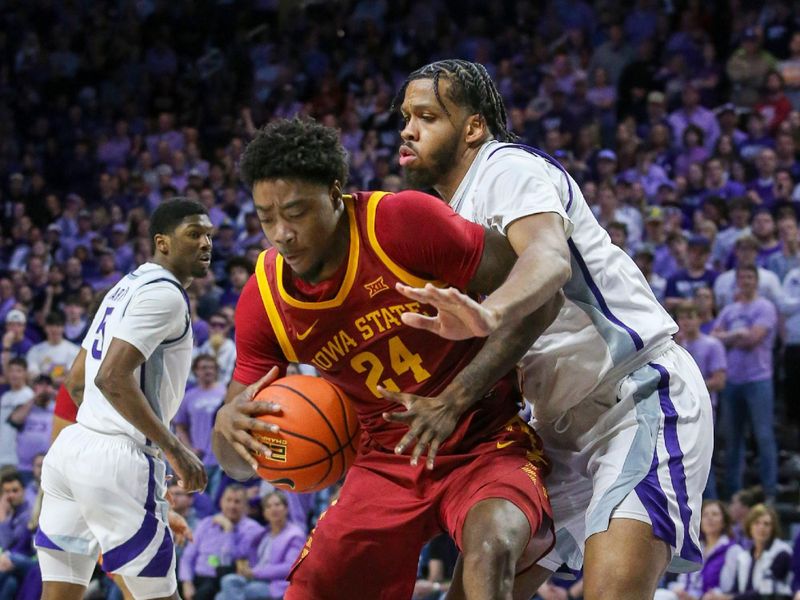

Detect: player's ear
[153,232,170,255]
[329,180,343,210]
[465,113,487,145]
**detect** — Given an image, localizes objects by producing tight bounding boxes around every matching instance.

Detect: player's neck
[434,143,484,203]
[152,254,191,287]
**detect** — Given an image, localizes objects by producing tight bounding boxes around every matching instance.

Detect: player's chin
[191,263,211,278]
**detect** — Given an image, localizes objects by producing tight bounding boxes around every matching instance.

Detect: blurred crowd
[3,0,800,598]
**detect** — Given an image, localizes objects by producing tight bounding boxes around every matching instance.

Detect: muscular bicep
[467,228,518,295]
[506,212,570,264]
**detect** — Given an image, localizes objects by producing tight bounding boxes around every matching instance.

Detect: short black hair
[393,59,517,143]
[149,198,208,240]
[239,118,348,189]
[7,357,27,370]
[226,256,254,276]
[45,311,65,326]
[0,471,23,487]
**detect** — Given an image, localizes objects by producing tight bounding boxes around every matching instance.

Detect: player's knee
[462,532,517,577]
[584,559,654,600]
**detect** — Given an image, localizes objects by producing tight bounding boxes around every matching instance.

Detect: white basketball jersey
[450,141,677,422]
[77,263,193,445]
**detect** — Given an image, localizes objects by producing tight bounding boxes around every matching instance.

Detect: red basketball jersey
[252,191,521,452]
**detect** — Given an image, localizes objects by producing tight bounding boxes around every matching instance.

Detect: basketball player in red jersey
[212,118,562,600]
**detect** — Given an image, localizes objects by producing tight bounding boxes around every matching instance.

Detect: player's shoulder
[482,142,549,170]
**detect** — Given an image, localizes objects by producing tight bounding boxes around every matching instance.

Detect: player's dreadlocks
[239,118,349,189]
[392,59,518,143]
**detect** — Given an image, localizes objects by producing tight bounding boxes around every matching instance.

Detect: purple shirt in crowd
[715,297,777,384]
[0,500,33,555]
[16,402,53,471]
[244,522,306,598]
[680,334,727,407]
[173,383,226,467]
[178,515,262,580]
[665,270,718,299]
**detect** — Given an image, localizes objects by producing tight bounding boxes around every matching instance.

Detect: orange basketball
[252,375,360,493]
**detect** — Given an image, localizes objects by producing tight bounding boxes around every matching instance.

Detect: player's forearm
[481,241,570,330]
[96,373,180,452]
[450,292,563,408]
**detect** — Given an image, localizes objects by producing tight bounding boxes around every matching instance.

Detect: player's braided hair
[239,118,348,189]
[392,59,518,143]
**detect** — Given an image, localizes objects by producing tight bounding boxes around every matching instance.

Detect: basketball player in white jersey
[391,60,713,600]
[37,199,213,600]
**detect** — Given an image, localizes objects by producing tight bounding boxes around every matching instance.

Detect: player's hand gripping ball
[252,375,360,492]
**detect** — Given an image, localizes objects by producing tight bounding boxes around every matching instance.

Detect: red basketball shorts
[284,416,552,600]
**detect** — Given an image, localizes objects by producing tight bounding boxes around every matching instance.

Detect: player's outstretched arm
[400,213,570,340]
[382,292,564,469]
[212,369,282,481]
[96,338,207,492]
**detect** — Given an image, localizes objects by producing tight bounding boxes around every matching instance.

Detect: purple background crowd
[2,1,800,598]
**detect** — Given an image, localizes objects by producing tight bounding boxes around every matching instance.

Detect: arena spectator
[664,237,717,310]
[669,84,720,154]
[61,295,87,345]
[0,310,34,375]
[675,301,726,497]
[750,208,782,267]
[657,500,742,599]
[726,28,778,108]
[755,70,792,133]
[175,355,227,498]
[24,311,79,384]
[703,504,792,599]
[219,257,253,309]
[8,374,55,484]
[767,211,800,280]
[712,198,752,271]
[693,286,718,334]
[413,534,459,600]
[713,266,779,501]
[0,471,35,600]
[779,263,800,430]
[704,158,746,202]
[179,485,262,600]
[195,312,236,384]
[216,491,305,600]
[0,359,32,470]
[713,235,783,309]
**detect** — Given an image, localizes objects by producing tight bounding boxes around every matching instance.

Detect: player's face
[399,78,470,189]
[167,215,214,279]
[252,178,347,283]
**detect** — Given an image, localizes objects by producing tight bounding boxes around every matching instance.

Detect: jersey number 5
[350,335,431,398]
[91,307,114,360]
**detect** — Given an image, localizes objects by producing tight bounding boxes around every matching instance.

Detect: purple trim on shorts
[568,239,645,350]
[102,455,159,572]
[634,445,677,547]
[34,528,63,551]
[138,528,174,577]
[650,362,702,564]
